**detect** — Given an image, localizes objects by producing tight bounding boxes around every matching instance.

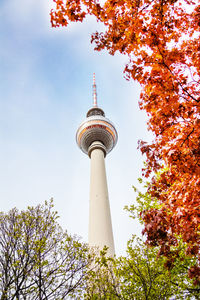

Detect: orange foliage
[51,0,200,280]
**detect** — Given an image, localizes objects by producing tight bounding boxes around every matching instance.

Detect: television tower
[76,74,118,256]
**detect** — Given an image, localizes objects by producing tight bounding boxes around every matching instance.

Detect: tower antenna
[93,73,97,107]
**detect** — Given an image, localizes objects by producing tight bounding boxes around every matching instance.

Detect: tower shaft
[89,141,115,256]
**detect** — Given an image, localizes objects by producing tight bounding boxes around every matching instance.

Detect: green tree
[0,200,90,299]
[85,237,200,299]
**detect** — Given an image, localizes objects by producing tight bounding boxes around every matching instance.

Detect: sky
[0,0,152,256]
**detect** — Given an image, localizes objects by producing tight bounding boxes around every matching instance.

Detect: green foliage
[0,199,90,299]
[85,236,200,299]
[84,248,120,300]
[124,178,162,224]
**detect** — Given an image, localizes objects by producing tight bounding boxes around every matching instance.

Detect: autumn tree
[0,200,90,299]
[50,0,200,281]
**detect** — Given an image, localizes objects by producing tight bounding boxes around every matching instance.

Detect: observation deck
[76,75,118,157]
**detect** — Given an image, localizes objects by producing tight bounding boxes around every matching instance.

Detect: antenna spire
[93,73,97,107]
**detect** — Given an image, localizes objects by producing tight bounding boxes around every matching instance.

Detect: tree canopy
[51,0,200,281]
[85,236,200,299]
[0,200,90,299]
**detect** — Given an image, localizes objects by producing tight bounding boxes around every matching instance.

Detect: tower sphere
[76,74,117,157]
[76,107,118,157]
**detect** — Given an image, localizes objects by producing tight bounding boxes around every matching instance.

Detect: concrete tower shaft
[76,74,117,256]
[89,141,115,256]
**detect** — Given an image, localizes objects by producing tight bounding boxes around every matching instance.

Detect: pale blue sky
[0,0,152,255]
